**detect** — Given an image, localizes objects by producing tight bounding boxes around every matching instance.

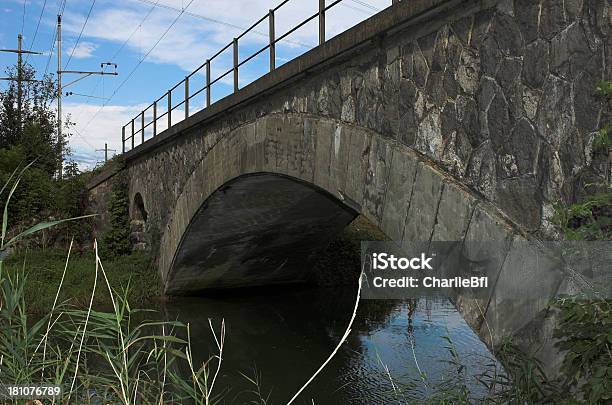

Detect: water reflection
[162,286,496,404]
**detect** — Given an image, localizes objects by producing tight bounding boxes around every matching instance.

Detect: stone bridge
[88,0,609,372]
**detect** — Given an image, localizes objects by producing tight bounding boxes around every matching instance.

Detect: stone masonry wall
[123,0,610,243]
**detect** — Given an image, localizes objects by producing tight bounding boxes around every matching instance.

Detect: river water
[162,286,499,404]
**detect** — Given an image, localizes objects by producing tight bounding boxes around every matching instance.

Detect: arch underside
[166,173,357,294]
[157,113,519,296]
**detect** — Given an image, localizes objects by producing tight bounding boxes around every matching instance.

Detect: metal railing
[121,0,368,153]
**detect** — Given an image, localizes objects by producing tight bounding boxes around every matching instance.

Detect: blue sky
[0,0,391,168]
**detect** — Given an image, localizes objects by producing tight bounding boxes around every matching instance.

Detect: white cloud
[59,0,392,168]
[67,41,98,59]
[61,0,391,73]
[65,102,146,169]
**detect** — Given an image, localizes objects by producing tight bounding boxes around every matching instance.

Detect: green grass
[3,249,161,314]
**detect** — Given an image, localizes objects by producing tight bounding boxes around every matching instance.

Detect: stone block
[362,137,393,226]
[328,124,351,199]
[286,117,306,179]
[484,236,565,347]
[298,118,316,182]
[403,162,444,243]
[344,127,371,211]
[456,203,514,331]
[313,119,335,192]
[431,182,477,242]
[380,146,418,241]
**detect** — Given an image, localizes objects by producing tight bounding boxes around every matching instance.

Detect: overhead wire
[80,0,197,133]
[25,0,49,63]
[71,0,160,125]
[44,0,67,75]
[111,0,160,60]
[21,0,27,34]
[349,0,380,12]
[131,0,312,48]
[64,0,97,69]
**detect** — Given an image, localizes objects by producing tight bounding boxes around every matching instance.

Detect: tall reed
[0,165,225,404]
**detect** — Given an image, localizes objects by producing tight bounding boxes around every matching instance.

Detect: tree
[0,62,68,176]
[0,62,78,226]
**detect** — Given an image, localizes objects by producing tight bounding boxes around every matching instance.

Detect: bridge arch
[157,113,518,296]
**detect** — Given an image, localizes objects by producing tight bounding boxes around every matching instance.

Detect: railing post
[131,119,135,150]
[122,126,125,153]
[167,90,172,128]
[206,59,211,107]
[184,76,189,119]
[233,38,239,93]
[269,9,275,71]
[153,101,157,137]
[319,0,325,45]
[141,111,145,144]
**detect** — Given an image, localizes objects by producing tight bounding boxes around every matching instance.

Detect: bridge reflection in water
[162,288,499,404]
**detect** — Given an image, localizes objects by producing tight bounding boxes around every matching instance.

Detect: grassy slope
[3,249,160,314]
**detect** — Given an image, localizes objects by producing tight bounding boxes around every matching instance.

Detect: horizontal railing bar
[272,0,291,12]
[209,41,233,63]
[209,67,234,87]
[156,110,168,120]
[276,11,319,44]
[168,78,186,93]
[190,86,206,100]
[171,98,187,112]
[325,0,343,12]
[237,44,270,69]
[122,0,359,151]
[187,62,206,79]
[237,13,269,41]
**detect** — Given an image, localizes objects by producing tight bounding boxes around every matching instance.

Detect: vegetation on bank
[2,249,159,314]
[0,63,93,254]
[542,80,612,404]
[0,170,225,404]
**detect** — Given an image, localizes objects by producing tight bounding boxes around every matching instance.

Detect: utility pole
[57,14,62,176]
[95,143,116,162]
[0,34,43,134]
[56,14,118,177]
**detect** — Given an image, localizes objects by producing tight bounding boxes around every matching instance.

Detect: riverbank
[5,215,385,314]
[2,249,161,314]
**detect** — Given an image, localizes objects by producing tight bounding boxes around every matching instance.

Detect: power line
[112,0,160,60]
[43,28,57,75]
[72,126,97,150]
[58,0,67,16]
[349,0,380,12]
[340,2,376,14]
[64,0,97,70]
[44,0,67,75]
[26,0,49,63]
[80,0,196,133]
[72,0,160,125]
[21,0,27,34]
[132,0,312,48]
